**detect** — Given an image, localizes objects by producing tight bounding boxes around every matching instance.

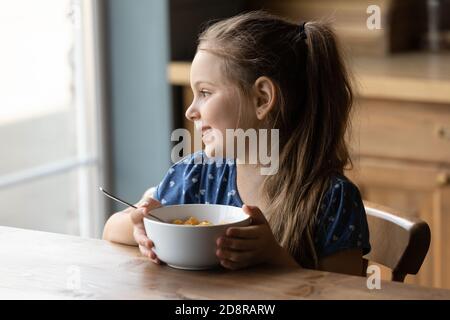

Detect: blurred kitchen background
[0,0,449,289]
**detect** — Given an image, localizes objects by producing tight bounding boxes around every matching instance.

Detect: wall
[104,0,172,209]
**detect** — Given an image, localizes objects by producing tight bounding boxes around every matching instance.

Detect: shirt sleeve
[314,178,371,258]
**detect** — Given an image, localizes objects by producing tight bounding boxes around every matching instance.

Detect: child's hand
[130,198,164,265]
[216,204,283,270]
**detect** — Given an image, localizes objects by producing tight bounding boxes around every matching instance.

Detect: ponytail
[304,21,353,176]
[264,21,354,266]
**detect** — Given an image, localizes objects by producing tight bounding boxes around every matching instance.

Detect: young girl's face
[186,49,257,158]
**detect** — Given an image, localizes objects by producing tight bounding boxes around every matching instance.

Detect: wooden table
[1,226,450,300]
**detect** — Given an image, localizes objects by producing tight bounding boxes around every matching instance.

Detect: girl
[102,11,370,276]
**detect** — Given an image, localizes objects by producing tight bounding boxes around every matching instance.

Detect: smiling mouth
[201,127,214,143]
[202,128,213,137]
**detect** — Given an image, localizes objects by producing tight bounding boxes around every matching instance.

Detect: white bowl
[143,204,252,270]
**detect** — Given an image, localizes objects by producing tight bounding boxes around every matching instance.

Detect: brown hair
[198,11,353,267]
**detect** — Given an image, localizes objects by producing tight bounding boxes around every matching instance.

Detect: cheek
[201,95,240,131]
[200,95,240,157]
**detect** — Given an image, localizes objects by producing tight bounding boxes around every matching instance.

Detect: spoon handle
[99,187,137,208]
[99,187,166,223]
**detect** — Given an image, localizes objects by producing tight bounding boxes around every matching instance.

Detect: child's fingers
[139,245,161,263]
[226,226,260,239]
[216,236,258,251]
[242,204,267,225]
[130,208,146,225]
[139,245,156,259]
[139,201,150,207]
[219,258,247,270]
[133,226,154,248]
[135,233,154,249]
[153,257,162,265]
[140,198,163,211]
[139,244,151,257]
[131,199,162,224]
[216,247,254,263]
[133,226,144,239]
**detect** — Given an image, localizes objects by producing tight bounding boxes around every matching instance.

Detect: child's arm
[102,187,156,246]
[102,207,136,245]
[318,249,364,276]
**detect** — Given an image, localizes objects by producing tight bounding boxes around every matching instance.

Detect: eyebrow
[192,80,215,87]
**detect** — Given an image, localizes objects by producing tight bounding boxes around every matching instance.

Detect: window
[0,0,107,237]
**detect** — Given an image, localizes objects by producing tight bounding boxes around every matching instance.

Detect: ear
[252,76,277,121]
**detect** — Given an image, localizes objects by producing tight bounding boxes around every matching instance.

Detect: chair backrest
[363,201,431,282]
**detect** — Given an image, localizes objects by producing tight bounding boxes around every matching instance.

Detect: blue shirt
[154,151,371,259]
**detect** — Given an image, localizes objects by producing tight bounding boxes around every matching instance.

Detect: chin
[204,144,215,158]
[204,143,224,159]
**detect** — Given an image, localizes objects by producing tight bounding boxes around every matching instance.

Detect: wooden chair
[363,201,431,282]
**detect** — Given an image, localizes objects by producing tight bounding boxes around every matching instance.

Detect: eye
[199,89,211,98]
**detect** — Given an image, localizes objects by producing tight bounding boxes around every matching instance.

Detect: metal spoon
[99,187,166,223]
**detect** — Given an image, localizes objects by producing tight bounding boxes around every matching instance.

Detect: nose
[185,101,200,122]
